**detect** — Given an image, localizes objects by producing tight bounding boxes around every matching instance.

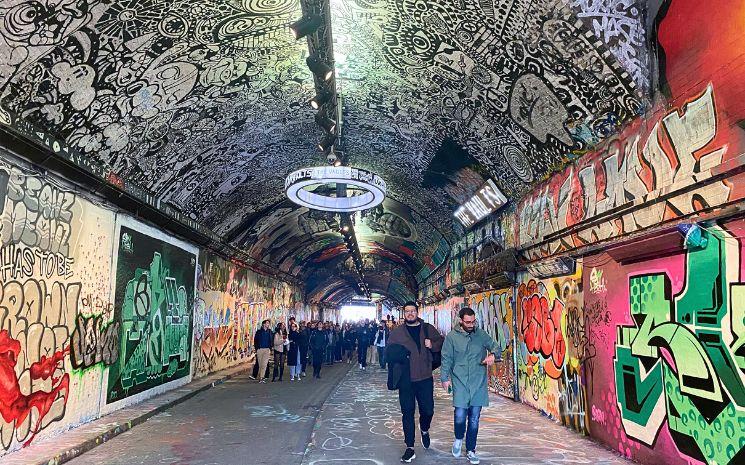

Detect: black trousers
[398,377,435,447]
[312,349,324,376]
[300,347,308,373]
[358,344,368,367]
[272,350,286,380]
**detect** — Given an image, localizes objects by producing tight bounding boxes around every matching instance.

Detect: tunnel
[0,0,743,464]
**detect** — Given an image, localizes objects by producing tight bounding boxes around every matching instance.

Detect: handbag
[425,325,441,370]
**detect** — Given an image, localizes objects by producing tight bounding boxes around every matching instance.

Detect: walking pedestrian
[343,324,357,363]
[310,321,327,379]
[288,321,302,381]
[374,321,389,369]
[357,323,370,370]
[250,320,273,383]
[324,323,334,366]
[334,324,343,362]
[387,302,443,462]
[271,322,288,382]
[440,307,500,465]
[299,321,310,377]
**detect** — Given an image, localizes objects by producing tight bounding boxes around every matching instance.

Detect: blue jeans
[454,406,482,452]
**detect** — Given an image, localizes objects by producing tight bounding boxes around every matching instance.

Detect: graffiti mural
[517,264,587,433]
[471,289,515,398]
[423,295,465,336]
[0,156,115,455]
[613,224,744,465]
[518,85,741,260]
[106,223,196,404]
[193,252,302,378]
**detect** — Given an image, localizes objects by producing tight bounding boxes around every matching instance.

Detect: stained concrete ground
[65,363,352,465]
[62,363,634,465]
[302,367,633,465]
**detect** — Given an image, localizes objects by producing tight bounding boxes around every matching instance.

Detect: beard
[404,315,418,324]
[461,323,475,333]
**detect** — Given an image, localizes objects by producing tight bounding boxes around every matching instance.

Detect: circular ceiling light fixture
[285,166,386,212]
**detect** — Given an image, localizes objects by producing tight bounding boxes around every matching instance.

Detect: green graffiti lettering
[614,226,744,464]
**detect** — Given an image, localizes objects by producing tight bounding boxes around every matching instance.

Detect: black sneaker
[401,448,416,462]
[421,431,430,449]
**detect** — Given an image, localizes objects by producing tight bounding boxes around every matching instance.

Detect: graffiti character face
[510,73,572,146]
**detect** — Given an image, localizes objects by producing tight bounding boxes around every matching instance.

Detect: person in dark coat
[298,321,310,377]
[334,324,343,361]
[287,321,302,381]
[387,301,444,463]
[309,321,328,379]
[343,324,357,363]
[357,324,370,370]
[374,321,390,369]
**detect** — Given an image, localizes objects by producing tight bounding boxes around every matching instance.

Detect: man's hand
[441,380,451,391]
[424,338,432,349]
[481,353,496,366]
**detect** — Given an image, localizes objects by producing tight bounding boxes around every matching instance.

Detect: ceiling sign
[526,256,577,279]
[285,166,387,212]
[454,179,507,228]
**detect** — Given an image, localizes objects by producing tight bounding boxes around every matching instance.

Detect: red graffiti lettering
[521,291,565,378]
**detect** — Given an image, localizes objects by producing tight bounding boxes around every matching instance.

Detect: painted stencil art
[106,224,196,404]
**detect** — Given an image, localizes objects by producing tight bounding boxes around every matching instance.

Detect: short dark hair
[403,301,418,310]
[459,307,476,319]
[261,319,270,325]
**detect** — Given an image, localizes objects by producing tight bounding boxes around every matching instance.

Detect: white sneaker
[452,439,462,457]
[467,451,480,464]
[260,378,266,383]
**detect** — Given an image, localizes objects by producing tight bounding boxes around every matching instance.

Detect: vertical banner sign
[107,225,197,403]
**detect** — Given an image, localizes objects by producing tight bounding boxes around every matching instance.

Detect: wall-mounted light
[317,133,336,152]
[315,111,336,134]
[290,14,322,39]
[306,55,333,81]
[310,91,332,109]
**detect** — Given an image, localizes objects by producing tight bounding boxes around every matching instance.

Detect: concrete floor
[66,363,351,465]
[304,367,634,465]
[64,362,634,465]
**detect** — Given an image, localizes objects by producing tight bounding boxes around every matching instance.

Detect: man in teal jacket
[440,307,500,465]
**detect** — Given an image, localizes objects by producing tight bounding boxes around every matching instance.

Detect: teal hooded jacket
[440,324,500,408]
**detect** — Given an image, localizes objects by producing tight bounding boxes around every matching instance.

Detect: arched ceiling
[0,0,645,305]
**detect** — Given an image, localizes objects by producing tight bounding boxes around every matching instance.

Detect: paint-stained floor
[303,367,635,465]
[65,363,352,465]
[64,363,634,465]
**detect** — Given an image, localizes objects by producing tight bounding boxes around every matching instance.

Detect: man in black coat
[309,321,328,379]
[357,324,370,370]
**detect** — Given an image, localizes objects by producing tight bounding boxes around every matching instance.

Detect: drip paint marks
[516,263,588,433]
[0,157,115,454]
[106,222,196,404]
[471,289,515,399]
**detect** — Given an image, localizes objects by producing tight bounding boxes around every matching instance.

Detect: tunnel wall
[0,152,303,456]
[193,252,308,379]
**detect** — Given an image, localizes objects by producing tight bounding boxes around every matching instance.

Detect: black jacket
[288,330,301,366]
[385,343,411,391]
[310,329,327,351]
[254,328,272,349]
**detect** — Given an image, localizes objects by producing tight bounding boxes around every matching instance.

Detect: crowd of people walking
[250,303,500,465]
[249,317,394,382]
